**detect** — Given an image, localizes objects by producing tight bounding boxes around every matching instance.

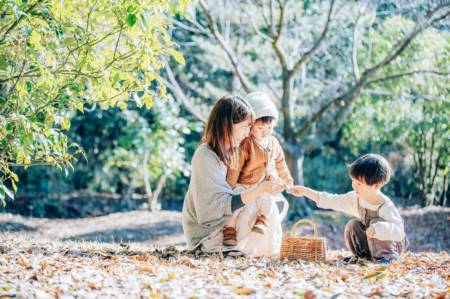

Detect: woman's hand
[258,180,284,195]
[241,180,284,205]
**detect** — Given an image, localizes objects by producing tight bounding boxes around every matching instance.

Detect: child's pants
[344,218,409,260]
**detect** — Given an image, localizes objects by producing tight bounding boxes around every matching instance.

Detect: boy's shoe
[375,257,394,264]
[223,226,237,247]
[340,256,370,265]
[223,249,245,257]
[340,256,358,264]
[252,214,268,234]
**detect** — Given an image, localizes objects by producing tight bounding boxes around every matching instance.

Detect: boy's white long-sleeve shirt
[316,191,405,242]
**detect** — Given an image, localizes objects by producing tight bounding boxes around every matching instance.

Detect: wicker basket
[280,219,327,262]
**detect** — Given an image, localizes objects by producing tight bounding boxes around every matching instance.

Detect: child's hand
[288,185,304,197]
[366,226,376,238]
[266,175,284,185]
[259,181,284,195]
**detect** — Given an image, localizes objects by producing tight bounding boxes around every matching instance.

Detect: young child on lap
[223,91,293,246]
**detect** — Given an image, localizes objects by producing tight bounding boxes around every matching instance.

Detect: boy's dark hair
[348,154,392,185]
[255,116,276,124]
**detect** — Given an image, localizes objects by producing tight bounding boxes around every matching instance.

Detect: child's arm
[290,186,359,218]
[226,143,249,188]
[370,204,405,241]
[289,186,320,202]
[273,138,294,187]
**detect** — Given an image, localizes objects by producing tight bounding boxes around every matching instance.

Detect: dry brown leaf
[433,292,447,299]
[304,290,315,299]
[263,283,272,288]
[181,257,198,268]
[17,255,31,269]
[86,282,98,289]
[134,253,158,262]
[167,273,176,280]
[367,287,384,297]
[140,265,155,274]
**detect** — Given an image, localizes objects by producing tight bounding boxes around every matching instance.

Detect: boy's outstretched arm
[290,187,359,218]
[289,186,320,203]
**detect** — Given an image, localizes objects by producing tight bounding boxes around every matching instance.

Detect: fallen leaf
[140,265,155,274]
[433,292,446,299]
[367,287,384,297]
[167,273,176,280]
[234,286,256,295]
[86,282,98,289]
[364,266,387,280]
[17,255,31,269]
[304,290,315,299]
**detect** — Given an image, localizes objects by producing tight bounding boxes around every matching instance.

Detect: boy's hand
[366,226,376,238]
[288,185,304,197]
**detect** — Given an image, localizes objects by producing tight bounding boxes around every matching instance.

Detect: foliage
[342,18,449,205]
[167,1,449,205]
[0,0,188,205]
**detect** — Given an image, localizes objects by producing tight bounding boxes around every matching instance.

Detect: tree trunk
[285,150,304,185]
[284,149,315,217]
[438,174,448,207]
[142,153,166,212]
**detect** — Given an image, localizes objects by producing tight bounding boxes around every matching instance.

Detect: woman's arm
[240,180,285,204]
[189,145,283,225]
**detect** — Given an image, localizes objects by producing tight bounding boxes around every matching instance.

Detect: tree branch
[198,0,253,93]
[0,60,26,115]
[162,58,207,123]
[291,0,335,75]
[294,3,450,140]
[271,0,289,71]
[367,70,449,85]
[368,4,450,72]
[0,1,41,44]
[352,14,362,82]
[171,17,211,35]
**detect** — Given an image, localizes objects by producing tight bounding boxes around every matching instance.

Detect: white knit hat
[246,91,278,121]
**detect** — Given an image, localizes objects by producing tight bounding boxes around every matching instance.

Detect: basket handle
[289,219,318,238]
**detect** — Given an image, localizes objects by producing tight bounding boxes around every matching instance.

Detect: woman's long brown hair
[201,95,253,164]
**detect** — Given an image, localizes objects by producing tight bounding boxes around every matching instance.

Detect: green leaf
[10,172,19,182]
[143,94,153,109]
[0,56,8,70]
[169,49,185,65]
[11,180,17,193]
[3,184,14,200]
[0,184,5,200]
[127,14,137,27]
[61,117,71,130]
[140,13,148,30]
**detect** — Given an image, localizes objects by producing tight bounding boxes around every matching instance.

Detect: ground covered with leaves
[0,233,448,299]
[0,208,448,298]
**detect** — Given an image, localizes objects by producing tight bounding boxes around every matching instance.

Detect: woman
[182,95,285,254]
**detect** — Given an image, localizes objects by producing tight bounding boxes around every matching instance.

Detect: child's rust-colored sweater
[226,136,293,188]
